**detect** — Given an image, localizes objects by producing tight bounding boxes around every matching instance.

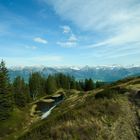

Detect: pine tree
[29,72,44,100]
[79,81,85,90]
[55,74,61,89]
[84,78,94,91]
[57,73,71,89]
[88,78,95,90]
[45,75,57,94]
[75,81,82,90]
[70,76,76,89]
[0,60,13,120]
[0,60,9,94]
[96,81,105,88]
[13,76,30,107]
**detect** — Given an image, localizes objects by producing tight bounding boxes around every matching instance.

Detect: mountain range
[8,65,140,82]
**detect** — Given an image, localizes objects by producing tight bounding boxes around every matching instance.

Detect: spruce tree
[70,76,76,89]
[45,75,57,94]
[88,78,95,90]
[84,78,94,91]
[96,81,105,88]
[0,60,12,120]
[29,72,44,100]
[0,60,9,94]
[13,76,30,107]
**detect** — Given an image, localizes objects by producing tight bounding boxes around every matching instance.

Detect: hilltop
[15,76,140,140]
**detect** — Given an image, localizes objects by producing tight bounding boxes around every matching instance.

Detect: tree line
[0,60,104,120]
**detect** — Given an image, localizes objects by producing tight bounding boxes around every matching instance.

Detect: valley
[9,65,140,82]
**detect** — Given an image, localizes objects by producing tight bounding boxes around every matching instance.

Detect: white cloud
[33,37,48,44]
[68,34,77,42]
[47,0,140,31]
[60,25,71,33]
[57,33,78,48]
[57,41,77,48]
[25,45,37,50]
[58,25,78,48]
[46,0,140,48]
[88,26,140,48]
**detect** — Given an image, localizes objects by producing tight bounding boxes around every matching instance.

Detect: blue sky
[0,0,140,67]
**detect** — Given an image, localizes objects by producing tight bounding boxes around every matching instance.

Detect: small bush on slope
[95,89,119,99]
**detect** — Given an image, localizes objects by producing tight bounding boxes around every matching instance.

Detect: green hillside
[15,77,140,140]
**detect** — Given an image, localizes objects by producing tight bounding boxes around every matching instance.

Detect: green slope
[16,77,140,140]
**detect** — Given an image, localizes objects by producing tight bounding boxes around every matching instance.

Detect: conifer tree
[0,60,12,120]
[70,76,76,89]
[13,76,30,107]
[84,78,94,91]
[0,60,9,94]
[45,75,57,94]
[96,81,105,88]
[29,72,44,100]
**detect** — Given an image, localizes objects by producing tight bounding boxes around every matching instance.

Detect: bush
[95,89,118,99]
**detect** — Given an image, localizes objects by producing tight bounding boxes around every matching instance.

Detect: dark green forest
[0,60,104,121]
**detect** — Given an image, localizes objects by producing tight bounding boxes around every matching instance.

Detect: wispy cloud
[57,41,77,48]
[33,37,48,44]
[47,0,140,32]
[68,34,77,42]
[57,25,78,48]
[57,35,77,48]
[60,25,71,33]
[81,42,140,62]
[87,26,140,48]
[25,45,37,50]
[46,0,140,56]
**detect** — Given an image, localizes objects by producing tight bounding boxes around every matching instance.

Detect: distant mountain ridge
[8,65,140,82]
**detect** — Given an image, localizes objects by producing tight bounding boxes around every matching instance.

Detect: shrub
[95,89,118,99]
